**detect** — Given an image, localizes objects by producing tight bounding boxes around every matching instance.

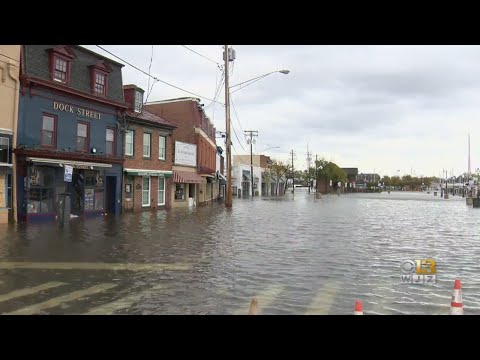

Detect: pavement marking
[5,283,118,315]
[0,262,191,272]
[0,282,66,303]
[305,281,339,315]
[233,285,285,315]
[85,285,164,315]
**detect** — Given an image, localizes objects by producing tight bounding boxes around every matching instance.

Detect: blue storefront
[16,45,127,223]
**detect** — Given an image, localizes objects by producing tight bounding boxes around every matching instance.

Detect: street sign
[64,165,73,182]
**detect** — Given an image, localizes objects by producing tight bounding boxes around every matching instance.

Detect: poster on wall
[29,166,43,186]
[174,141,197,167]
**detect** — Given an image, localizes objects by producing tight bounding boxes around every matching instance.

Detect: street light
[262,146,280,152]
[230,70,290,94]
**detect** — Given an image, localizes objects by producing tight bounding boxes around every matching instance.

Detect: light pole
[224,45,233,208]
[230,70,290,94]
[224,63,290,207]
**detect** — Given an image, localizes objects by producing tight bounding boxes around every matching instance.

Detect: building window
[175,183,185,201]
[27,166,55,214]
[158,177,165,206]
[83,170,104,211]
[94,72,106,95]
[53,57,68,83]
[125,130,134,156]
[143,133,151,158]
[0,137,10,164]
[142,177,150,206]
[159,135,166,160]
[41,114,56,147]
[134,91,143,113]
[106,128,116,155]
[6,173,12,209]
[76,122,89,152]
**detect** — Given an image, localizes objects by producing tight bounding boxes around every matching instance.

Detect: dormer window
[94,72,106,95]
[54,58,68,83]
[89,60,112,97]
[48,46,76,85]
[134,90,143,113]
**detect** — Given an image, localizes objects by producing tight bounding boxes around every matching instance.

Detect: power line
[180,45,220,66]
[230,95,247,142]
[231,122,247,152]
[95,45,223,105]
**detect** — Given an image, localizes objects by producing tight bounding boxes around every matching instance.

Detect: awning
[218,173,226,181]
[219,177,226,185]
[125,168,173,177]
[173,170,206,184]
[27,157,112,170]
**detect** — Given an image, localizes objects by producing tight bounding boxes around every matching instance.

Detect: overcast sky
[84,45,480,177]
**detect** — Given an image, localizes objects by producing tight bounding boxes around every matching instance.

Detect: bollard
[354,300,363,315]
[248,297,259,315]
[450,279,463,315]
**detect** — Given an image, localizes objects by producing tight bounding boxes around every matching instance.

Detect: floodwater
[0,190,478,315]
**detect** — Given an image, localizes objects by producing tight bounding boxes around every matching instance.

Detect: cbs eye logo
[401,259,436,275]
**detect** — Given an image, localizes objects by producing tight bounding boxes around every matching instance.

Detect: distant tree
[270,159,291,195]
[315,159,347,192]
[382,175,391,186]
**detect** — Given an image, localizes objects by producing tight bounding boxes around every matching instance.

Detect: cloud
[85,45,480,176]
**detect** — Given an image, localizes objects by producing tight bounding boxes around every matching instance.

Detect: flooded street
[0,190,479,315]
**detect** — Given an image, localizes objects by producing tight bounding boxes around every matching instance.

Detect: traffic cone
[450,279,463,315]
[248,297,259,315]
[354,300,363,315]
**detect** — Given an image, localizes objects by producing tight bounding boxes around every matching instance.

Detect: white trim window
[0,137,10,164]
[134,90,143,113]
[125,130,134,156]
[159,135,166,160]
[142,177,150,206]
[143,133,151,158]
[158,177,165,206]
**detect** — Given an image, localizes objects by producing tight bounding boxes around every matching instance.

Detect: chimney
[123,84,144,112]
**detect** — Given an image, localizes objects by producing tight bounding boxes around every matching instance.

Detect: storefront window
[27,166,55,214]
[158,177,165,205]
[142,177,150,206]
[175,183,185,201]
[95,189,104,210]
[84,170,104,211]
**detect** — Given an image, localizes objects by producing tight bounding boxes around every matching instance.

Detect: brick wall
[122,122,173,211]
[124,123,173,171]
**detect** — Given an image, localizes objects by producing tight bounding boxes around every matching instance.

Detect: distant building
[356,173,380,183]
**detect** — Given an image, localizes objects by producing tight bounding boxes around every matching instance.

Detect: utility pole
[306,145,312,193]
[315,154,318,193]
[244,130,258,197]
[290,149,295,194]
[224,45,233,208]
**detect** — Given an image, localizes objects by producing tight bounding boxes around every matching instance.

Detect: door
[105,176,117,214]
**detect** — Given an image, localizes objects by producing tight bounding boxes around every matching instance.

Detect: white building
[232,155,284,196]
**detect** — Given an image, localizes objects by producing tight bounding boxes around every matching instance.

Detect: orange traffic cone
[354,300,363,315]
[450,279,463,315]
[248,297,259,315]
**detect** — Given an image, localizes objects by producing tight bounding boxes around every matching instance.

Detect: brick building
[122,85,176,212]
[145,98,218,207]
